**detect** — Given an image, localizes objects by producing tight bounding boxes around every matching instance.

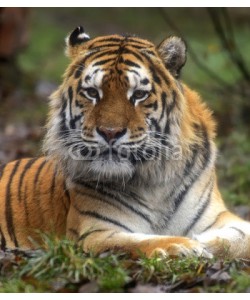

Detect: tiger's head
[44,26,212,184]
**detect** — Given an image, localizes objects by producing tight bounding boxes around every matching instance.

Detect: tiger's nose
[96,126,127,143]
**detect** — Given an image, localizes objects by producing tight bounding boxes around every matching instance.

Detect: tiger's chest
[73,182,196,236]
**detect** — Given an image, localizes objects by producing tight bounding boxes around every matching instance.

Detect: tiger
[0,26,250,259]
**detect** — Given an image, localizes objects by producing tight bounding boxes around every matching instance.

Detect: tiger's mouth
[66,139,163,182]
[68,143,141,163]
[68,139,160,167]
[67,133,153,163]
[99,148,130,162]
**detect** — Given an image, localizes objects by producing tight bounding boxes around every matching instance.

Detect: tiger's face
[45,27,187,182]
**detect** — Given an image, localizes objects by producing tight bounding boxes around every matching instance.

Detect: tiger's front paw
[136,236,213,259]
[195,230,233,258]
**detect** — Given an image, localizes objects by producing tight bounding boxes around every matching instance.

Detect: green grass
[0,236,249,293]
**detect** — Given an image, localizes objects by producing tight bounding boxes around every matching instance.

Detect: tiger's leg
[195,210,250,259]
[66,201,212,258]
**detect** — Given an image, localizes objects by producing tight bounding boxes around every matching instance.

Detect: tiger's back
[0,157,69,249]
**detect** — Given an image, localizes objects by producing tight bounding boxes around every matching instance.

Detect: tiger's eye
[85,88,99,98]
[133,90,148,99]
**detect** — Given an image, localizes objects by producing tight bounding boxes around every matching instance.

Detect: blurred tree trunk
[0,8,30,100]
[0,8,29,59]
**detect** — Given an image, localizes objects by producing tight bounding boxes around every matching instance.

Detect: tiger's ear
[65,26,90,59]
[157,36,187,78]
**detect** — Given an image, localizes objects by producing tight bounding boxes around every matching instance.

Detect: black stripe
[0,226,6,250]
[22,169,31,228]
[74,207,133,233]
[93,58,114,67]
[5,160,21,247]
[34,159,47,185]
[122,48,144,62]
[18,158,38,202]
[152,100,158,111]
[59,96,69,139]
[184,180,213,235]
[74,63,84,79]
[94,37,122,43]
[78,229,106,242]
[140,51,170,86]
[77,182,152,225]
[90,43,120,51]
[121,140,136,145]
[201,211,227,233]
[70,114,82,130]
[76,182,151,212]
[68,86,73,102]
[93,183,152,220]
[162,91,177,138]
[183,144,199,178]
[107,231,118,239]
[85,68,100,83]
[76,188,122,211]
[144,101,158,111]
[23,186,30,228]
[92,49,119,61]
[62,181,71,211]
[166,90,177,117]
[103,184,151,211]
[125,191,150,210]
[160,92,167,121]
[165,126,211,227]
[68,87,73,128]
[49,166,57,216]
[141,78,150,85]
[76,50,101,68]
[123,59,141,68]
[164,118,170,136]
[150,117,161,132]
[125,69,140,76]
[76,79,82,94]
[64,183,70,202]
[183,125,203,177]
[150,66,161,84]
[229,227,245,238]
[75,99,84,109]
[33,159,47,225]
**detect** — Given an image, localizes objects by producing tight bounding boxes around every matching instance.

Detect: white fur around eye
[126,67,151,105]
[80,65,105,103]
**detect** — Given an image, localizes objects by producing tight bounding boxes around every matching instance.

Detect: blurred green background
[0,7,249,209]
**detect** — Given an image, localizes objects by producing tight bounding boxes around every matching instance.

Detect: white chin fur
[89,160,134,179]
